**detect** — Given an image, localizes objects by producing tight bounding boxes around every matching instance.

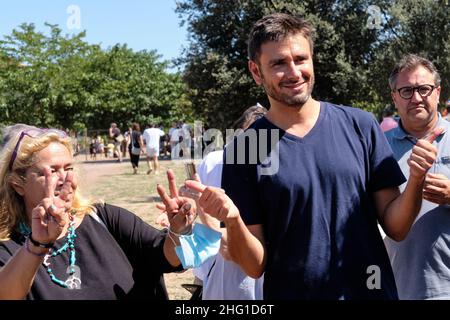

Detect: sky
[0,0,188,69]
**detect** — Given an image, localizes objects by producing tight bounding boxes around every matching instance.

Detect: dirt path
[75,154,130,191]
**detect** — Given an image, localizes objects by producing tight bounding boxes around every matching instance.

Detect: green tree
[372,0,450,106]
[0,23,192,131]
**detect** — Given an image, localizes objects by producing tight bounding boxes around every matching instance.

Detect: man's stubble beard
[263,75,315,109]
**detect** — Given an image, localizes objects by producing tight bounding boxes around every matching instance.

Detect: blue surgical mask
[175,223,221,269]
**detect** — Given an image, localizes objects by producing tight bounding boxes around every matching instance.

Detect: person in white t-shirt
[169,123,181,160]
[143,124,165,174]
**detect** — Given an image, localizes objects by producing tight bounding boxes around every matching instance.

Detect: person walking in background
[168,122,179,159]
[384,54,449,299]
[89,137,97,160]
[124,126,132,157]
[95,135,105,158]
[121,135,128,159]
[128,123,145,175]
[186,13,439,300]
[109,123,123,163]
[181,121,193,158]
[143,123,165,175]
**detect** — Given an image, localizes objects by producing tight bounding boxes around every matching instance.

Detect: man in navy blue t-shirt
[187,13,440,299]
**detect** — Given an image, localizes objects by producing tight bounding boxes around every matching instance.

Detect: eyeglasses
[394,84,436,100]
[8,128,68,171]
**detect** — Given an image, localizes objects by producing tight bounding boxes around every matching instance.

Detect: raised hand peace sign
[156,169,197,234]
[185,180,240,222]
[30,167,74,245]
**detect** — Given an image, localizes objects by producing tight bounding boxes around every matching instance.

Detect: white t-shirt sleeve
[142,130,150,145]
[198,151,224,188]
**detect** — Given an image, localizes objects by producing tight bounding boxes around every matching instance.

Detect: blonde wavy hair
[0,124,94,241]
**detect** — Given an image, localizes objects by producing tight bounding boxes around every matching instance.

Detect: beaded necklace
[20,210,81,289]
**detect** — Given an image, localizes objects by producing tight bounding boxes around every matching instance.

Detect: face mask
[174,223,222,269]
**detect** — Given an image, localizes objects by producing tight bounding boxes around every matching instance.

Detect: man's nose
[410,89,424,103]
[286,62,302,80]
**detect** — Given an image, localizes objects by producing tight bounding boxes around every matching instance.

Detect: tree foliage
[0,23,192,131]
[372,0,450,104]
[176,0,450,129]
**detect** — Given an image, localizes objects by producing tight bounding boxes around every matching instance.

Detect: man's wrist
[224,214,240,228]
[408,174,426,186]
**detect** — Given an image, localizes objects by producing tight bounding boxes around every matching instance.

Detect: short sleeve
[366,117,406,191]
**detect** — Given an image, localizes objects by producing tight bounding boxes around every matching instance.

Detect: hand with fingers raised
[184,180,240,223]
[156,169,197,235]
[155,172,222,231]
[30,167,74,247]
[408,127,444,180]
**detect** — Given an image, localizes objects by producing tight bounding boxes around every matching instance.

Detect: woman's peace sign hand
[30,167,73,244]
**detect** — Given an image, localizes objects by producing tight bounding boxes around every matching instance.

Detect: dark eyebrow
[269,54,309,66]
[295,53,309,60]
[269,58,286,66]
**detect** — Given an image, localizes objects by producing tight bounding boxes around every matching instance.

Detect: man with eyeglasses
[384,54,450,299]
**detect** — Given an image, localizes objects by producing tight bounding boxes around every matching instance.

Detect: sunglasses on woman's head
[8,128,68,171]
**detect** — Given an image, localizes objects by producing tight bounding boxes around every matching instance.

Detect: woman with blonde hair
[0,124,197,299]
